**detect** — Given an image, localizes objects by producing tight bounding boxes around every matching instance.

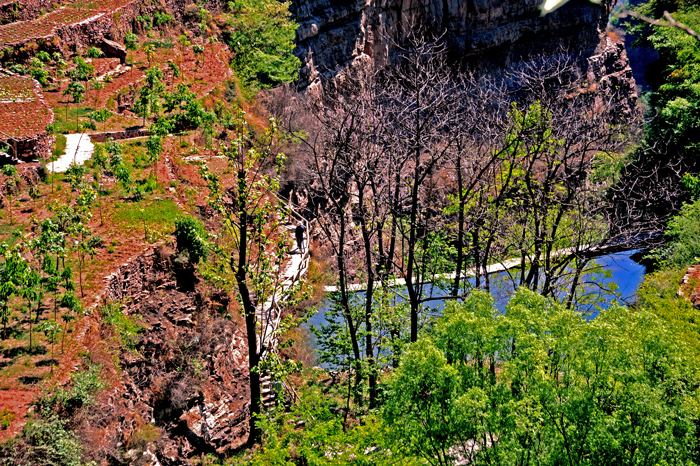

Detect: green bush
[224,0,300,91]
[174,216,208,263]
[100,302,143,351]
[36,365,105,417]
[0,409,15,430]
[0,416,84,466]
[664,199,700,267]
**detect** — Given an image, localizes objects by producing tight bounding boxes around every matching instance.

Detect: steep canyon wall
[290,0,636,105]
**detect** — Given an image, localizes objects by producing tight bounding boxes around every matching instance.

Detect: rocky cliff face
[290,0,628,92]
[90,247,250,465]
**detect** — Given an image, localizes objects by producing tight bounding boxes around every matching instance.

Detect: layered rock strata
[290,0,635,100]
[101,247,250,464]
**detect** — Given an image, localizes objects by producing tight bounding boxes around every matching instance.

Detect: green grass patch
[52,105,93,134]
[52,134,67,159]
[112,198,181,230]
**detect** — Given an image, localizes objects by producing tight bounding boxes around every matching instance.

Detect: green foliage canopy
[224,0,300,90]
[383,289,700,466]
[174,216,208,263]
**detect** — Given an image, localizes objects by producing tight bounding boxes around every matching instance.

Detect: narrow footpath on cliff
[257,202,310,408]
[257,203,310,354]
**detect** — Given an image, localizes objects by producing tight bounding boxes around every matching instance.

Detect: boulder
[101,38,127,64]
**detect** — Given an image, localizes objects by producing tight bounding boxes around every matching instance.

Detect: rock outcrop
[94,247,250,465]
[290,0,632,95]
[101,38,127,63]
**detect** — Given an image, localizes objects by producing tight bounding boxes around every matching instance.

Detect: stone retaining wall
[89,128,148,143]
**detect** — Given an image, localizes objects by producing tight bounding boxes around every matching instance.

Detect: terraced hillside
[0,72,53,158]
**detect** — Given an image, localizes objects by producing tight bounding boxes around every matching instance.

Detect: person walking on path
[295,222,306,254]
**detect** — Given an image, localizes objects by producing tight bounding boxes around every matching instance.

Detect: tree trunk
[357,188,377,408]
[234,168,262,446]
[453,154,465,297]
[336,212,363,403]
[406,169,421,343]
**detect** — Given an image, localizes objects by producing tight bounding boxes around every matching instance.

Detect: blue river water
[307,249,649,341]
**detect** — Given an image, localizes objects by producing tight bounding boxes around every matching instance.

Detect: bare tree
[381,31,464,342]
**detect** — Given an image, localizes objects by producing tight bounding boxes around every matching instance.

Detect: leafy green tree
[146,117,173,176]
[103,139,133,196]
[164,83,205,130]
[167,61,181,88]
[88,108,112,132]
[133,67,165,126]
[383,288,700,466]
[37,320,61,364]
[644,12,700,153]
[28,185,40,211]
[224,0,300,90]
[51,52,66,83]
[199,111,296,445]
[20,268,42,348]
[29,57,48,86]
[63,81,85,104]
[71,56,94,83]
[124,31,139,76]
[143,43,156,68]
[59,290,81,352]
[199,108,217,148]
[0,241,28,339]
[177,33,191,79]
[89,79,105,107]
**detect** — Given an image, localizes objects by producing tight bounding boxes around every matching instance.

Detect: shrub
[100,302,143,351]
[0,416,84,466]
[174,216,208,263]
[665,199,700,267]
[0,408,15,430]
[36,365,105,417]
[86,47,102,58]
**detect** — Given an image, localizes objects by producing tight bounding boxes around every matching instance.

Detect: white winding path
[323,244,604,292]
[258,206,310,408]
[51,133,94,173]
[257,214,310,356]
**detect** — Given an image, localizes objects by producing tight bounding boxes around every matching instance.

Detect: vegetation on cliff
[2,0,700,464]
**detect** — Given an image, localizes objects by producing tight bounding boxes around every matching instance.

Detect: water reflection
[305,249,649,365]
